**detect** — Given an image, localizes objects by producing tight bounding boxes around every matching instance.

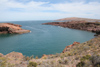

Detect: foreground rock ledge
[0,23,30,34]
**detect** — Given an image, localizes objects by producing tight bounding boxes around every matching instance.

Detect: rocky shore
[42,21,100,36]
[0,23,30,34]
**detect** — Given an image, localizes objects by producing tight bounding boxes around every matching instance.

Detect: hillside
[56,17,100,22]
[0,36,100,67]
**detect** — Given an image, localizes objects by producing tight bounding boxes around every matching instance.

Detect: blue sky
[0,0,100,21]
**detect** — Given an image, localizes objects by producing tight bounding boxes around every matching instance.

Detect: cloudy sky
[0,0,100,21]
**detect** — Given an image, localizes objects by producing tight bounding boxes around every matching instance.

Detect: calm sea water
[0,21,95,57]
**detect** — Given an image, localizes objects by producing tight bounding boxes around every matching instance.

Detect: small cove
[0,20,95,57]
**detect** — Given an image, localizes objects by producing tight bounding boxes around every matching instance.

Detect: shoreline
[42,21,100,36]
[0,21,100,67]
[0,21,99,57]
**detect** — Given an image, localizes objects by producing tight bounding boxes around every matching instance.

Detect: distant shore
[43,21,100,36]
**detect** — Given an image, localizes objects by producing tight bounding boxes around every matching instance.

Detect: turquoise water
[0,21,95,57]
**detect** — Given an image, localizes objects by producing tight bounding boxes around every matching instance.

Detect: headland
[0,23,30,34]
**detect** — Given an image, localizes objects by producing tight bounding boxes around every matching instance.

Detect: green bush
[76,61,85,67]
[80,55,91,61]
[58,59,68,64]
[27,62,37,67]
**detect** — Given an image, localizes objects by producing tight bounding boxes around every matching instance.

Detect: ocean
[0,20,95,57]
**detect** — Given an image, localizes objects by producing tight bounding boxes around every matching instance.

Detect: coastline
[0,21,100,67]
[42,21,100,36]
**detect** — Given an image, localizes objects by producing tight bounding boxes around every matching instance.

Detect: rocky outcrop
[41,54,54,59]
[43,21,100,36]
[5,52,23,59]
[41,54,48,59]
[0,23,30,34]
[62,42,80,53]
[0,52,24,59]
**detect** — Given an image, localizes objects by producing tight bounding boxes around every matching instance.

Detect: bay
[0,20,95,57]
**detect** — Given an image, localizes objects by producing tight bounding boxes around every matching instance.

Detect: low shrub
[58,59,68,64]
[27,62,37,67]
[35,56,38,59]
[80,55,91,61]
[76,61,85,67]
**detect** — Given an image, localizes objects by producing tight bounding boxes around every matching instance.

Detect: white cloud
[0,0,100,21]
[51,2,100,14]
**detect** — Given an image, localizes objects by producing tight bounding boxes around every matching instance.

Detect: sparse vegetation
[35,56,38,59]
[0,57,7,67]
[76,61,85,67]
[27,62,37,67]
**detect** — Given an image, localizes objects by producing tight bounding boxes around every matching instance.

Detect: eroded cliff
[0,23,30,34]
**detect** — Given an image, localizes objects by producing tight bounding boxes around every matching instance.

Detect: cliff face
[0,23,30,34]
[43,21,100,36]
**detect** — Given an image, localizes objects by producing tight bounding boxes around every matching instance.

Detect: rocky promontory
[0,23,30,34]
[43,21,100,36]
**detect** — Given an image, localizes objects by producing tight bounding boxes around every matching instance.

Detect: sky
[0,0,100,21]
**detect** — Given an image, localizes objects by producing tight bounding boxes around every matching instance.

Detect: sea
[0,20,95,57]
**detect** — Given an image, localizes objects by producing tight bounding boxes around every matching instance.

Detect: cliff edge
[0,23,30,34]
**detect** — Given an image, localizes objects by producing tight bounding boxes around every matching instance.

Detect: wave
[25,26,48,33]
[58,26,63,28]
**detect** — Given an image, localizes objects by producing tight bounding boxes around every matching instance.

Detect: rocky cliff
[0,23,30,34]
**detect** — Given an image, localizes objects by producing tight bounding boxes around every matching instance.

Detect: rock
[6,23,22,27]
[0,53,4,57]
[62,42,80,53]
[0,23,30,34]
[41,54,54,59]
[41,54,48,59]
